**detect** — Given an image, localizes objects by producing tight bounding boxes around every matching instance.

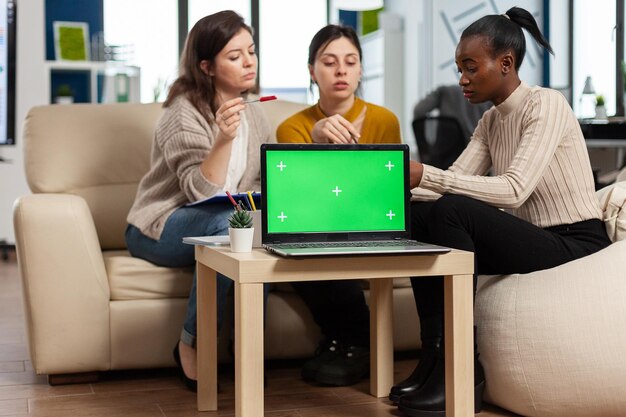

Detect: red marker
[225,191,240,210]
[244,95,277,104]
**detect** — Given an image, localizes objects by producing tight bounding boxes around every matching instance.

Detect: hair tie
[501,13,510,20]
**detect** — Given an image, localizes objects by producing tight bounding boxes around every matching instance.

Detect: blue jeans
[125,203,269,347]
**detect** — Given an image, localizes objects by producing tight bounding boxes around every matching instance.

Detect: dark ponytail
[461,6,553,71]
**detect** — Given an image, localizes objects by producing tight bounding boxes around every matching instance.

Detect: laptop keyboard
[271,240,426,249]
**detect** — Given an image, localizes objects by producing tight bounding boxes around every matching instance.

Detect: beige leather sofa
[13,100,420,380]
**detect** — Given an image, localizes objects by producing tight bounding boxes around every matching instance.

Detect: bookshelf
[43,60,141,104]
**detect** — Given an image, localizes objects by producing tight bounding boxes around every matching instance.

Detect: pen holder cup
[247,210,262,248]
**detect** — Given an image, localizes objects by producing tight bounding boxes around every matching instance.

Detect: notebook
[260,143,451,257]
[185,192,260,208]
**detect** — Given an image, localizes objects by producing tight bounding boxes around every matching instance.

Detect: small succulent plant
[596,94,605,107]
[228,209,253,228]
[56,84,74,97]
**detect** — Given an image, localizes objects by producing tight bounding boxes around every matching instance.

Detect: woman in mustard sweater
[277,25,401,145]
[276,24,401,387]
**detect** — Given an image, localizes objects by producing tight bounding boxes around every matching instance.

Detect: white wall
[385,0,422,158]
[427,0,544,88]
[385,0,545,157]
[572,1,616,117]
[0,0,46,243]
[360,13,406,144]
[549,0,570,93]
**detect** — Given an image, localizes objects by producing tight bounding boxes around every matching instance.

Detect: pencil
[247,191,257,211]
[238,199,250,211]
[225,191,240,210]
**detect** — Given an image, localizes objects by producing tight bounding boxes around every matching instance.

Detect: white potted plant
[228,209,254,252]
[55,84,75,104]
[595,94,607,119]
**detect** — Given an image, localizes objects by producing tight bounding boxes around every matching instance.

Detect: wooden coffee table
[194,246,474,417]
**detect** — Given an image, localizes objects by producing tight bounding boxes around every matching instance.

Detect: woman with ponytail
[393,7,611,416]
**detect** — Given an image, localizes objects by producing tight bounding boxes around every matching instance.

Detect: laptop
[260,143,451,257]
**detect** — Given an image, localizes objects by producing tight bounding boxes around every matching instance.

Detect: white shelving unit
[360,12,405,141]
[43,61,141,104]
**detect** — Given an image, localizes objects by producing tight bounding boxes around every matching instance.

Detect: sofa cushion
[103,251,193,300]
[104,248,410,301]
[74,184,139,250]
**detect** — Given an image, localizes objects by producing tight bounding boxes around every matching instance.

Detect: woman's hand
[409,160,424,189]
[311,114,361,144]
[200,97,245,185]
[215,97,246,141]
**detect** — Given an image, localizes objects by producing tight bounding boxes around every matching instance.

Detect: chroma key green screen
[264,149,406,234]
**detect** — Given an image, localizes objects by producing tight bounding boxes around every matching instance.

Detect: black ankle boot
[389,336,442,403]
[397,328,485,417]
[389,316,443,403]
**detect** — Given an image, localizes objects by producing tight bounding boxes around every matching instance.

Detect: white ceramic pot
[595,105,607,120]
[228,227,255,253]
[55,96,74,105]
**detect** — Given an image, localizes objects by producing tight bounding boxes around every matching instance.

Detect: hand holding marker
[225,96,271,212]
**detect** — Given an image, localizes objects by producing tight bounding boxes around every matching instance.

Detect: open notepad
[185,192,260,207]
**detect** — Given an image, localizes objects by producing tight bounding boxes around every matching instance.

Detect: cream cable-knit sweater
[413,82,602,228]
[127,95,272,240]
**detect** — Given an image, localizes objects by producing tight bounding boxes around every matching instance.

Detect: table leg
[235,282,264,417]
[443,274,474,417]
[369,278,394,397]
[197,262,218,411]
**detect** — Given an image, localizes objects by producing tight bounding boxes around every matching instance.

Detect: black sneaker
[301,339,341,381]
[314,344,370,386]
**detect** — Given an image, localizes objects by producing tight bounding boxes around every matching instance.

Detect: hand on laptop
[409,160,424,189]
[311,114,361,144]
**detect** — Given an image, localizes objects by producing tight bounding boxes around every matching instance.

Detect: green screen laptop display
[261,144,410,241]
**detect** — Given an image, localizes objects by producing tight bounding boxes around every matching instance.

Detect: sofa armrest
[13,194,111,374]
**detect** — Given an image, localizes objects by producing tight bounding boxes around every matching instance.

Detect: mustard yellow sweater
[276,97,401,144]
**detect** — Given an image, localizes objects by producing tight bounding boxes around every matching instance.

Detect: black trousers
[410,195,611,320]
[291,280,370,347]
